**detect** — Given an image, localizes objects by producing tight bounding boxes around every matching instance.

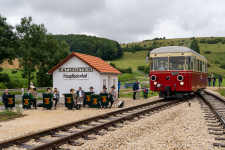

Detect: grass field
[0,68,37,89]
[111,50,150,70]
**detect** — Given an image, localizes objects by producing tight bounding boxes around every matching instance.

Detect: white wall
[53,56,101,97]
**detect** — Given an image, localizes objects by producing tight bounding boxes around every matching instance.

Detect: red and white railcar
[149,46,207,98]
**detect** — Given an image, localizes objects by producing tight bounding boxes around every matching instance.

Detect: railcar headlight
[157,84,161,88]
[177,75,184,81]
[154,82,157,85]
[180,82,184,86]
[151,75,157,81]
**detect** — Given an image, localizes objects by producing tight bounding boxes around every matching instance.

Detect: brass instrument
[30,85,36,99]
[71,88,75,94]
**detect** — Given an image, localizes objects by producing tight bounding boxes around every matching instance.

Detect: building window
[103,79,106,87]
[113,79,116,87]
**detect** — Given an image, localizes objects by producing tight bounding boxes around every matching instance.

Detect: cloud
[1,0,225,43]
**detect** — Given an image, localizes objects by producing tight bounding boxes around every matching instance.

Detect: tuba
[30,85,36,99]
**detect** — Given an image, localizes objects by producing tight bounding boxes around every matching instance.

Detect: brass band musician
[30,85,37,109]
[26,87,37,109]
[52,88,60,108]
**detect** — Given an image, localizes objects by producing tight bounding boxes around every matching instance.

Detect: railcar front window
[150,58,154,71]
[154,57,168,71]
[169,56,185,70]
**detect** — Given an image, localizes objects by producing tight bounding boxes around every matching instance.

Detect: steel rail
[199,90,225,129]
[0,99,165,149]
[31,96,194,150]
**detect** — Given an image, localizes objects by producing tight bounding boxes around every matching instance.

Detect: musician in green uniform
[2,89,11,109]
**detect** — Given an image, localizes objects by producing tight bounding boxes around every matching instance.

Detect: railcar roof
[150,46,207,60]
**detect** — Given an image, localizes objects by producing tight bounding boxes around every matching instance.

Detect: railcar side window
[202,62,205,72]
[197,59,200,71]
[194,58,197,71]
[200,61,203,72]
[154,57,168,71]
[169,56,185,70]
[185,56,193,70]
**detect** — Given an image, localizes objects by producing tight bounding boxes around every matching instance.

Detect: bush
[219,63,225,69]
[110,63,132,74]
[214,60,220,64]
[109,63,116,68]
[11,69,18,74]
[204,51,212,54]
[137,66,145,71]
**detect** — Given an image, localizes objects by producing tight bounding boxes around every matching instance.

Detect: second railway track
[199,89,225,148]
[0,96,195,150]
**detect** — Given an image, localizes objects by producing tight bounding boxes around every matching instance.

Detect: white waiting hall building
[47,52,121,98]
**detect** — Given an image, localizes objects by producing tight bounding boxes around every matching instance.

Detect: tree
[16,16,47,88]
[190,37,200,53]
[0,15,17,86]
[36,36,70,87]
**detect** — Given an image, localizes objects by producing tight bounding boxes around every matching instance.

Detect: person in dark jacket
[207,76,211,87]
[133,81,139,100]
[212,75,216,87]
[118,81,121,98]
[2,89,11,109]
[219,75,223,88]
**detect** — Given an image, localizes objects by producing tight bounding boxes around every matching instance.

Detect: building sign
[63,73,88,80]
[59,67,93,72]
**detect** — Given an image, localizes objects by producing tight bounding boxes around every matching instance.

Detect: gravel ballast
[68,98,220,150]
[0,97,159,142]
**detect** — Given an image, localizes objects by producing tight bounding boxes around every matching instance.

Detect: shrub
[204,51,212,54]
[11,70,18,74]
[219,63,225,69]
[137,66,145,71]
[214,60,220,64]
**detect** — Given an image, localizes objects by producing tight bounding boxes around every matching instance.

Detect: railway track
[0,96,194,150]
[199,89,225,147]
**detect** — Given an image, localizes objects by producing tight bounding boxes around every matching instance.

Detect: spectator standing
[219,75,223,89]
[2,89,11,109]
[207,76,211,87]
[109,85,117,108]
[133,81,138,100]
[137,81,141,99]
[212,75,216,87]
[118,81,121,98]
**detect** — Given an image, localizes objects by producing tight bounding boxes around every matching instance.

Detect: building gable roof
[47,52,121,74]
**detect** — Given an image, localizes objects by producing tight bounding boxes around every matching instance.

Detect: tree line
[53,34,123,60]
[0,15,123,88]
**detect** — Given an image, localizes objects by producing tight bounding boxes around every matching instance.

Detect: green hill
[114,37,225,77]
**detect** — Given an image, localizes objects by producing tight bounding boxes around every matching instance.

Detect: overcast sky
[1,0,225,43]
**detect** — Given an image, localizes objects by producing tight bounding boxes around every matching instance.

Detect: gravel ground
[0,97,160,142]
[62,98,221,150]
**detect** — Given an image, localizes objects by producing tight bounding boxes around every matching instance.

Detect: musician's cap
[46,87,51,90]
[89,86,94,89]
[27,87,31,90]
[111,85,115,89]
[103,85,107,89]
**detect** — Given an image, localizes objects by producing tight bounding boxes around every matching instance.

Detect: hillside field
[118,37,225,77]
